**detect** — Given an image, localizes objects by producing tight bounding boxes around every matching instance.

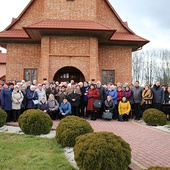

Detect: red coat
[87,88,99,111]
[117,90,125,104]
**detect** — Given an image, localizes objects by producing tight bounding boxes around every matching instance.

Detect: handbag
[141,98,145,105]
[32,99,39,105]
[32,91,39,105]
[102,112,112,120]
[93,100,102,108]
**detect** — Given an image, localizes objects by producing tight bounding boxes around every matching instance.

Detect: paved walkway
[6,119,170,170]
[53,119,170,170]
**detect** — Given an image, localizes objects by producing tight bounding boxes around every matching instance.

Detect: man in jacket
[151,81,164,111]
[96,81,106,118]
[132,81,143,120]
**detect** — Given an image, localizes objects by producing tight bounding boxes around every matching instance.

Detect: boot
[93,111,97,121]
[90,112,94,120]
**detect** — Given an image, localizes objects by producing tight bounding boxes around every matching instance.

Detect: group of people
[0,79,170,123]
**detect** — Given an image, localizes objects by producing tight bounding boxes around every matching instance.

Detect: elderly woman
[142,85,153,111]
[104,95,115,114]
[118,96,131,122]
[11,85,24,122]
[47,94,59,120]
[87,84,100,121]
[1,82,12,122]
[164,85,170,120]
[59,97,71,119]
[26,85,38,109]
[107,85,118,119]
[38,97,48,113]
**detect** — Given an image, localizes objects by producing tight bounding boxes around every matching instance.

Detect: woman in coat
[107,85,118,119]
[164,85,170,120]
[59,97,72,119]
[47,94,59,120]
[104,95,115,114]
[118,96,131,121]
[87,84,100,121]
[66,83,81,116]
[117,86,125,104]
[26,85,38,109]
[38,97,48,113]
[1,82,12,122]
[11,85,24,122]
[142,85,153,111]
[124,86,133,104]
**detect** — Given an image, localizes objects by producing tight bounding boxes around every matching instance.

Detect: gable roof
[4,0,134,34]
[0,0,149,51]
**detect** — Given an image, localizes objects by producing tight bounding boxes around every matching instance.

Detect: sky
[0,0,170,52]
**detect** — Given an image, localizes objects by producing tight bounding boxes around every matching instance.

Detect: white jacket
[11,90,24,110]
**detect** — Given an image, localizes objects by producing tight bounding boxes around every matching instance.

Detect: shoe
[93,118,96,121]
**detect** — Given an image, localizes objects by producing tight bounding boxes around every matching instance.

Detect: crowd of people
[0,79,170,123]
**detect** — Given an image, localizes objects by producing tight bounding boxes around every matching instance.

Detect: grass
[0,133,77,170]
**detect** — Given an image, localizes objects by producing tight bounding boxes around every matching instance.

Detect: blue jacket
[1,88,12,111]
[107,89,118,105]
[59,101,71,115]
[26,90,38,109]
[84,86,90,101]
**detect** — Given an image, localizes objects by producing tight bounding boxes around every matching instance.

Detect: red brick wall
[6,44,40,81]
[96,0,128,32]
[12,0,44,29]
[5,0,133,84]
[44,0,97,20]
[42,36,98,82]
[99,45,132,84]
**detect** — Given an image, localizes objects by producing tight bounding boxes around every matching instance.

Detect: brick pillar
[39,37,50,83]
[89,38,99,82]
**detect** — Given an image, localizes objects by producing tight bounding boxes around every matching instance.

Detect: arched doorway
[53,66,85,83]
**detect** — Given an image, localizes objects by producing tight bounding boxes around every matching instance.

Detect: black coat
[104,99,115,113]
[164,90,170,103]
[151,85,164,104]
[97,85,106,103]
[67,89,81,106]
[38,101,48,111]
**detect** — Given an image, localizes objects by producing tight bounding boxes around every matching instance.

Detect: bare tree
[132,48,170,86]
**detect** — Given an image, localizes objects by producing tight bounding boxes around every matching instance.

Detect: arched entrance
[53,66,85,83]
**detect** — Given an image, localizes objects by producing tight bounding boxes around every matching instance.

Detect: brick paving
[7,118,170,170]
[53,118,170,170]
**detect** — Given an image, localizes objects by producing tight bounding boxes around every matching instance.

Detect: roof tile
[0,30,29,38]
[24,20,113,31]
[111,32,148,42]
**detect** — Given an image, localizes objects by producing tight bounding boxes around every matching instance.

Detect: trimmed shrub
[142,108,166,126]
[18,109,53,135]
[74,132,131,170]
[55,116,93,147]
[0,109,7,127]
[146,167,170,170]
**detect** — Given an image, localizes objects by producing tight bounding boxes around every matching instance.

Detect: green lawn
[0,133,77,170]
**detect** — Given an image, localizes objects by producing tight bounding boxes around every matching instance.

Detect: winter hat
[110,85,115,88]
[14,85,19,89]
[30,85,35,89]
[4,82,9,86]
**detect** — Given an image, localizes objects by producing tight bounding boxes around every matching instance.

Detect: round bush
[18,109,53,135]
[0,109,7,127]
[147,167,170,170]
[142,108,166,126]
[55,116,93,147]
[74,132,131,170]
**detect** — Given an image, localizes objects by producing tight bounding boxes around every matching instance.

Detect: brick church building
[0,0,149,84]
